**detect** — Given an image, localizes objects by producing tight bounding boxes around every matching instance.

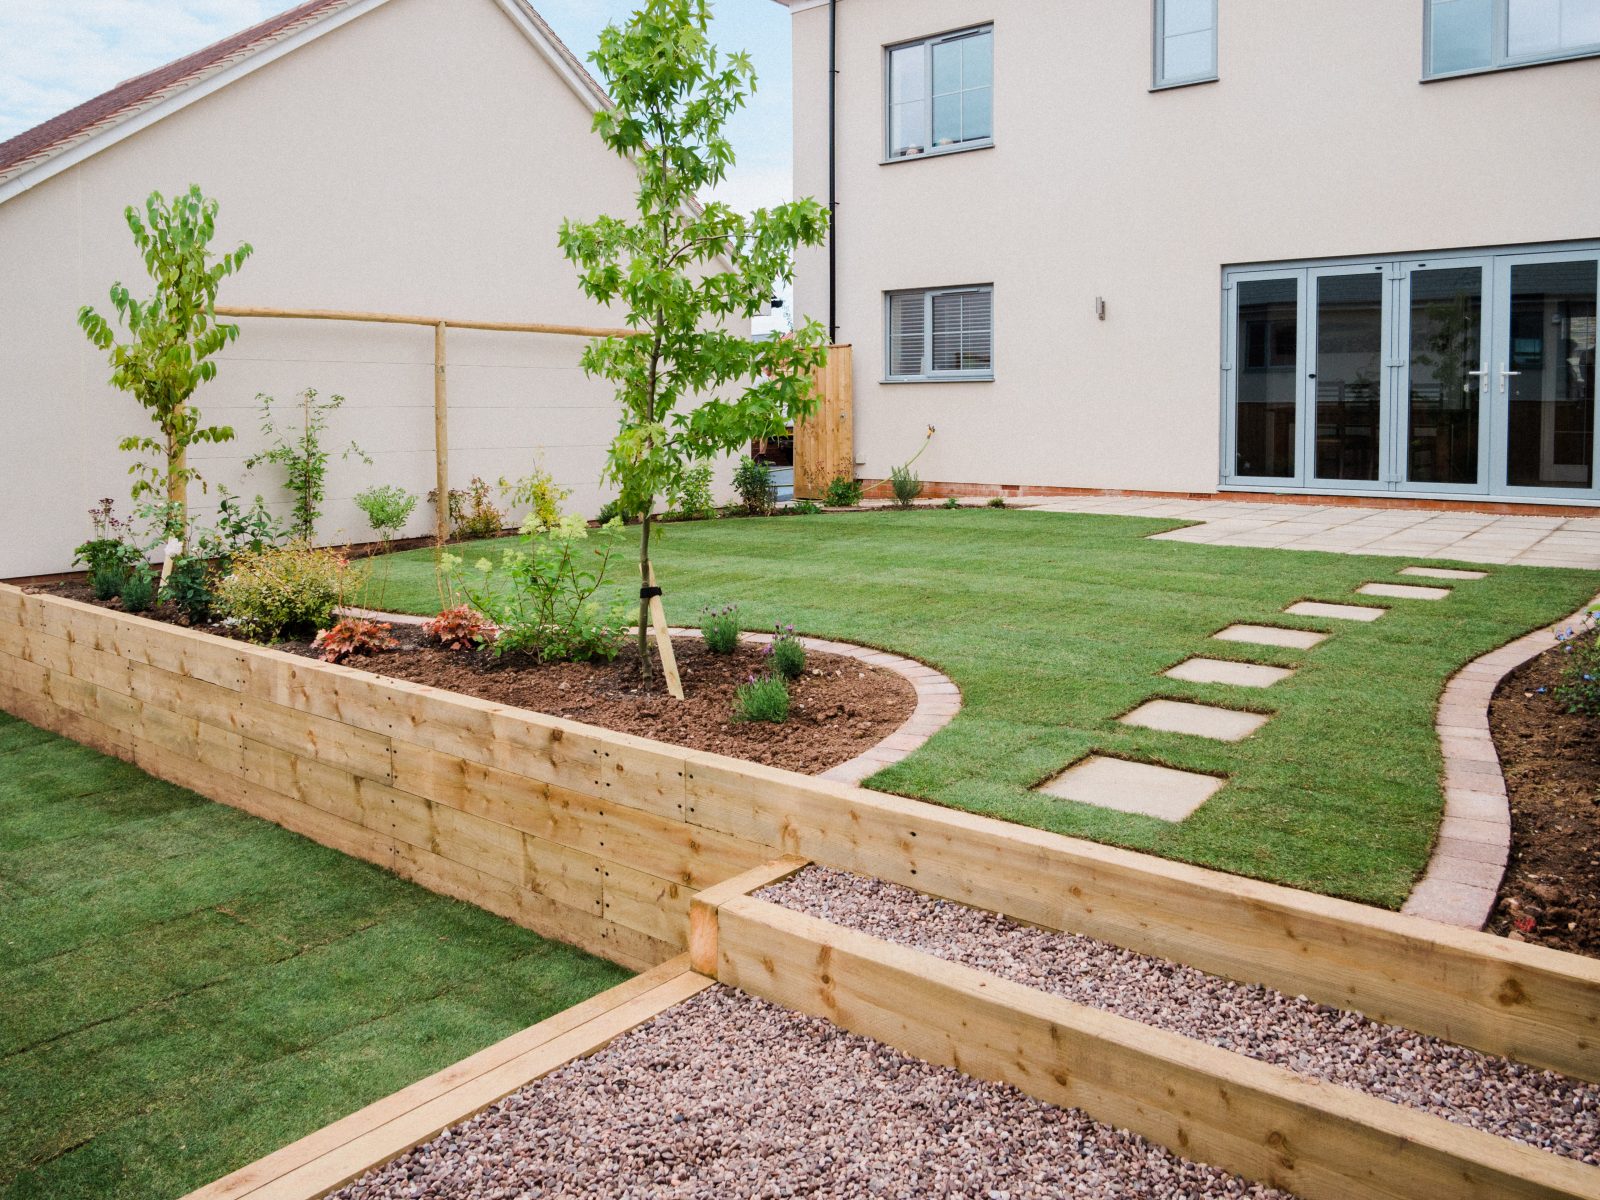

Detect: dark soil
[286,628,918,776]
[28,584,921,775]
[1488,632,1600,958]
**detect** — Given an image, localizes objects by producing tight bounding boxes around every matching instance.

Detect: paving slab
[1284,601,1387,622]
[1358,582,1452,601]
[1118,699,1270,743]
[1037,756,1225,822]
[1212,624,1328,650]
[1163,658,1295,688]
[1401,567,1489,581]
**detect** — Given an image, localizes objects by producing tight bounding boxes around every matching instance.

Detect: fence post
[434,322,449,544]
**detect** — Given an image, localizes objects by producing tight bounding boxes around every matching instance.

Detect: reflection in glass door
[1232,277,1300,481]
[1404,264,1486,490]
[1311,271,1386,483]
[1503,259,1597,490]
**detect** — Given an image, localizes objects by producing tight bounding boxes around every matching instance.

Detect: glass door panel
[1233,277,1300,480]
[1405,264,1487,490]
[1311,271,1386,483]
[1503,259,1597,490]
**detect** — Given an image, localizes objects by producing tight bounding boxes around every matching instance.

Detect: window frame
[883,285,996,384]
[1152,0,1219,90]
[1424,0,1600,80]
[881,24,995,164]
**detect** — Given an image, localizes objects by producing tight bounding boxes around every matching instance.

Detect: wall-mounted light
[1095,297,1107,321]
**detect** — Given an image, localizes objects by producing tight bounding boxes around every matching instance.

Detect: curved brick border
[1402,591,1600,929]
[338,608,961,784]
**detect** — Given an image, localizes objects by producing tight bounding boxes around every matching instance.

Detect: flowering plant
[422,606,498,652]
[313,617,398,663]
[765,624,806,680]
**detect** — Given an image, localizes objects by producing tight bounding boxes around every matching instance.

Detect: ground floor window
[1223,243,1598,501]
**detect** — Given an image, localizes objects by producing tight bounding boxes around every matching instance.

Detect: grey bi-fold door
[1223,245,1596,501]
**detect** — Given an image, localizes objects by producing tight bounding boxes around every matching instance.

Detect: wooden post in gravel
[433,322,449,545]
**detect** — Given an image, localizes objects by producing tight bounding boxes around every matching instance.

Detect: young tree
[560,0,830,685]
[78,186,253,536]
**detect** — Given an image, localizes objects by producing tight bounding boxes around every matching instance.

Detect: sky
[0,0,795,215]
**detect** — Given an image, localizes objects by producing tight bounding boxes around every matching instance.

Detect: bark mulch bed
[24,586,921,776]
[288,629,917,777]
[1488,630,1600,958]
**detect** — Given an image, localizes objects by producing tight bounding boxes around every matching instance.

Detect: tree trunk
[638,510,654,686]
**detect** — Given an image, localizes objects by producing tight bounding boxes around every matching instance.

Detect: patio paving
[1038,756,1226,822]
[1024,496,1600,568]
[1212,624,1328,650]
[1118,699,1271,743]
[1164,658,1295,688]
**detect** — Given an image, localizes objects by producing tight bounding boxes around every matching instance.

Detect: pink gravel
[332,986,1295,1200]
[760,867,1600,1166]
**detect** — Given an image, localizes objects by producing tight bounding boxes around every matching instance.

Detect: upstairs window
[1427,0,1600,76]
[1154,0,1218,88]
[886,26,993,160]
[886,286,994,381]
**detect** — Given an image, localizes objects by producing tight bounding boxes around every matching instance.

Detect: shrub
[942,497,961,510]
[789,500,822,516]
[421,606,498,651]
[670,465,716,520]
[701,604,740,654]
[214,544,352,642]
[823,475,864,507]
[246,389,369,541]
[434,476,507,541]
[889,463,923,508]
[202,488,284,562]
[733,457,775,516]
[500,462,571,530]
[119,567,155,614]
[162,556,214,622]
[1554,609,1599,717]
[448,515,628,663]
[734,673,790,723]
[595,496,642,525]
[354,484,419,542]
[313,617,398,664]
[987,496,1007,509]
[767,624,806,680]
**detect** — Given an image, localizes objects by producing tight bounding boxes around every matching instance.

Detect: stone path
[1022,496,1600,569]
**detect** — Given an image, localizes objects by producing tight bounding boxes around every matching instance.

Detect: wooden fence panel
[794,345,854,499]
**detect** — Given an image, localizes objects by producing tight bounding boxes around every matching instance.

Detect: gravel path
[332,986,1294,1200]
[760,868,1600,1165]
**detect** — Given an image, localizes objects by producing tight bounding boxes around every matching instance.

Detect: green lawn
[359,509,1597,907]
[0,714,630,1200]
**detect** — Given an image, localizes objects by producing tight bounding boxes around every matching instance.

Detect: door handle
[1498,363,1522,393]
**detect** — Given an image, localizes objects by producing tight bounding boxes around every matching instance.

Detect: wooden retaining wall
[2,584,1597,1080]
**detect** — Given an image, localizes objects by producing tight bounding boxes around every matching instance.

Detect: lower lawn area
[360,509,1598,908]
[0,714,629,1200]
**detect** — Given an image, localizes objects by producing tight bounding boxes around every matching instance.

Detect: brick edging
[337,609,962,783]
[1401,592,1600,929]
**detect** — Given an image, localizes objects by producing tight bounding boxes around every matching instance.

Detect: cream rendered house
[775,0,1600,510]
[0,0,711,578]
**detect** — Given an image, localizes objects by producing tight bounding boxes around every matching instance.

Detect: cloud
[0,1,278,140]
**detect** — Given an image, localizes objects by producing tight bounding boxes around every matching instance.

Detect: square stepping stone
[1285,601,1386,622]
[1164,658,1294,688]
[1358,582,1450,601]
[1038,756,1224,822]
[1401,567,1488,581]
[1119,699,1270,743]
[1213,624,1328,651]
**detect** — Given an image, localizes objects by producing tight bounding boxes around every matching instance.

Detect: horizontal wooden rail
[214,305,640,339]
[702,895,1600,1200]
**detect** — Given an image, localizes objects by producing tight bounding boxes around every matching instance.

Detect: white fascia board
[0,0,394,207]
